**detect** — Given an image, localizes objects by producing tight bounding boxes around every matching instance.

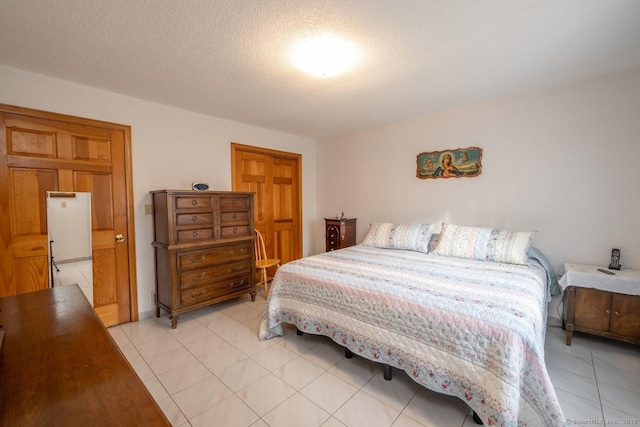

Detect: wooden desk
[0,285,171,427]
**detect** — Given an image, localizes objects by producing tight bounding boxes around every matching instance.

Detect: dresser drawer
[179,260,251,289]
[176,228,214,243]
[176,213,214,226]
[175,196,213,210]
[220,224,251,238]
[180,275,251,306]
[220,211,249,223]
[220,195,249,210]
[177,243,253,270]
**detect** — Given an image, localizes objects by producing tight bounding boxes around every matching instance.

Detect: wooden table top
[0,285,171,427]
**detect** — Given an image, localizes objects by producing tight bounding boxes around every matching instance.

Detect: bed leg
[383,364,392,380]
[472,411,483,425]
[345,348,353,358]
[296,328,303,336]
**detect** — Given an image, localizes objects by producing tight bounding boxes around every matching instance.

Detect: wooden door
[231,143,302,266]
[0,104,137,326]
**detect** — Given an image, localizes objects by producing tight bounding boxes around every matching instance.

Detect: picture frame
[416,147,482,179]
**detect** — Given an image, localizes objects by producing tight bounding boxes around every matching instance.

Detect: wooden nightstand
[560,263,640,345]
[324,218,357,252]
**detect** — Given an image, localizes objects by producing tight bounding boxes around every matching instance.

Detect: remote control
[597,268,616,275]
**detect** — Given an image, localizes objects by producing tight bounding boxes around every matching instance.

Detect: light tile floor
[53,259,93,305]
[108,293,640,427]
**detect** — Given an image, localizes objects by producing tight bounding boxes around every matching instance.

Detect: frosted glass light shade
[289,34,360,78]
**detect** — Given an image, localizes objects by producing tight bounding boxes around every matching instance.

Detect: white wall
[47,192,92,262]
[0,65,318,316]
[3,64,639,321]
[317,68,640,272]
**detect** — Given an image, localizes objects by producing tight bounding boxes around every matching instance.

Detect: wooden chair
[254,229,280,298]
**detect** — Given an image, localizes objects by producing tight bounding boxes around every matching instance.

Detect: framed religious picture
[416,147,482,179]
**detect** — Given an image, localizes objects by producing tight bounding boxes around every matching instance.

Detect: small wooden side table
[325,218,357,252]
[560,263,640,346]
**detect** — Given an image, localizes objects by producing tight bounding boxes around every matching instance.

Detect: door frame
[0,103,139,322]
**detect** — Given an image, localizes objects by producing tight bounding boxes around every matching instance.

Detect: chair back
[255,229,267,263]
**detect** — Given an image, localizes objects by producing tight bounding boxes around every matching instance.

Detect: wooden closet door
[0,105,137,326]
[231,143,302,266]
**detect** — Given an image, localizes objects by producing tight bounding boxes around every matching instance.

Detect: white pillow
[433,223,535,265]
[362,223,435,253]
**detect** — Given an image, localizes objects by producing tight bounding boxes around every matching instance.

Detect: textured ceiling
[1,1,640,140]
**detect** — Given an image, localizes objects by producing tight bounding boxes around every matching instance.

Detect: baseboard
[547,315,563,328]
[138,310,155,320]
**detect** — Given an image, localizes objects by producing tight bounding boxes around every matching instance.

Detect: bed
[259,223,565,427]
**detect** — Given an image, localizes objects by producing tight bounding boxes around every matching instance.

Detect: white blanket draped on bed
[259,245,565,427]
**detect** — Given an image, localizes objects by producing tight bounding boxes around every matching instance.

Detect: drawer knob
[233,213,237,219]
[187,255,206,263]
[231,264,245,272]
[606,309,611,314]
[189,272,206,281]
[230,280,244,288]
[189,289,206,298]
[614,311,621,316]
[233,227,238,234]
[191,200,197,206]
[232,199,237,205]
[193,231,199,237]
[192,216,198,222]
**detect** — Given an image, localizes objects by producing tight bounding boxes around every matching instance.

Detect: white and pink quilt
[259,245,565,427]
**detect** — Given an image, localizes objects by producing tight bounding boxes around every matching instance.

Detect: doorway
[231,143,302,266]
[0,104,138,326]
[47,191,93,303]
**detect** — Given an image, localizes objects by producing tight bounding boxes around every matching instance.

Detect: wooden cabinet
[0,285,170,426]
[151,190,255,328]
[325,218,357,252]
[563,286,640,345]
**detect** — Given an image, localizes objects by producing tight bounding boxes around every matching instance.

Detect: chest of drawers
[325,218,357,252]
[151,190,255,328]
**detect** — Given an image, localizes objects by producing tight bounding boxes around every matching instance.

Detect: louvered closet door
[0,105,136,326]
[231,143,302,267]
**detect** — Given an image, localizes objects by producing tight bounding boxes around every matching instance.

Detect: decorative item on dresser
[325,217,357,252]
[151,190,256,328]
[560,263,640,345]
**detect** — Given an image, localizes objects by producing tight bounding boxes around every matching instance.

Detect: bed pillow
[433,223,535,265]
[362,223,434,253]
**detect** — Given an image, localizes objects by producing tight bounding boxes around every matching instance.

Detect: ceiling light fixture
[289,34,360,78]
